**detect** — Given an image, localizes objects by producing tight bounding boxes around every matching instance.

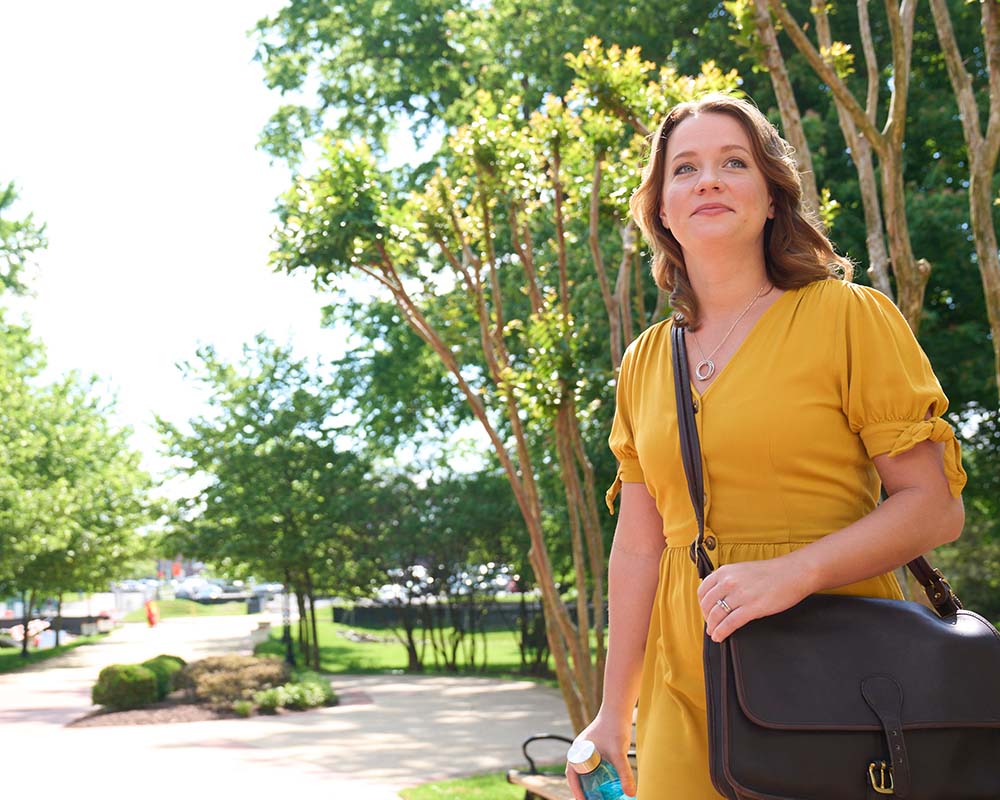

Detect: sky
[0,1,430,495]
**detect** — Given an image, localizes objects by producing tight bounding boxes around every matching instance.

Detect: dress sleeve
[605,343,646,514]
[842,285,967,498]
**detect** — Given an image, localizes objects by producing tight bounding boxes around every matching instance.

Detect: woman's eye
[726,157,748,168]
[673,164,694,175]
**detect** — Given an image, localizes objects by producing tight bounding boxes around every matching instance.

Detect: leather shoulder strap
[671,323,714,580]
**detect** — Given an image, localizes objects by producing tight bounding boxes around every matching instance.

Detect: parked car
[174,577,222,600]
[192,583,223,600]
[250,582,284,598]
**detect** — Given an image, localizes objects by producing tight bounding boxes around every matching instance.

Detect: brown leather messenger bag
[670,323,1000,799]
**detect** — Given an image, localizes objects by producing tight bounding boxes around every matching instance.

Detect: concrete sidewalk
[0,615,570,799]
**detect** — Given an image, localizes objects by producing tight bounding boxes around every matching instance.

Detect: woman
[566,94,967,799]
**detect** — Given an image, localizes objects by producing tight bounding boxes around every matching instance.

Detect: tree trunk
[753,0,821,218]
[385,273,594,726]
[768,0,925,325]
[970,162,1000,397]
[518,587,528,672]
[929,0,1000,398]
[295,581,309,661]
[854,136,894,298]
[814,0,894,298]
[305,569,321,670]
[54,594,63,647]
[881,149,930,332]
[20,590,33,658]
[399,601,423,672]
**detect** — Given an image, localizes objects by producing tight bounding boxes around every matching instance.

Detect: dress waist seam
[664,538,820,549]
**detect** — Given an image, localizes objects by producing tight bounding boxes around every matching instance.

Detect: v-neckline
[688,286,795,403]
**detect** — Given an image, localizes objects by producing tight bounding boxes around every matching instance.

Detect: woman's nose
[696,169,722,192]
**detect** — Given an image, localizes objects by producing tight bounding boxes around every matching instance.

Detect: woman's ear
[659,205,670,230]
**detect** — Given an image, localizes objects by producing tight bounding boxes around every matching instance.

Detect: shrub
[254,685,289,714]
[232,699,254,718]
[91,664,158,710]
[177,654,289,707]
[292,670,337,707]
[141,654,186,700]
[282,682,328,710]
[253,673,337,713]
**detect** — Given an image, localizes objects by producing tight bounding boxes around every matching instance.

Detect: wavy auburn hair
[629,93,852,329]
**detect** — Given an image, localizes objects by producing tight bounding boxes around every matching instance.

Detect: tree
[928,0,1000,398]
[267,43,739,728]
[0,188,150,653]
[0,181,45,295]
[363,468,531,672]
[0,364,152,656]
[160,336,373,670]
[253,0,717,158]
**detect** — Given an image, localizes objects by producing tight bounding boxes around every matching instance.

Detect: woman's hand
[565,710,636,800]
[696,557,815,642]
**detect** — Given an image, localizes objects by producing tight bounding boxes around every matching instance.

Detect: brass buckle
[868,761,894,795]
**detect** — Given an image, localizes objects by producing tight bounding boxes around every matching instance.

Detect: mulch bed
[68,688,366,728]
[67,693,242,728]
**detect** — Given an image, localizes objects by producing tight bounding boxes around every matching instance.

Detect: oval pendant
[695,359,715,381]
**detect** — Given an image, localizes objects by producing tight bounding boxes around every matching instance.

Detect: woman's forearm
[700,440,966,644]
[782,484,964,597]
[599,541,664,719]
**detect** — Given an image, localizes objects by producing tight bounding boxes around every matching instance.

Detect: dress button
[704,535,717,551]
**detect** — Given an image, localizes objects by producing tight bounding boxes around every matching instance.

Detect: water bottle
[567,739,635,800]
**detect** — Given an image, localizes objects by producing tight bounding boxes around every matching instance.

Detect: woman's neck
[684,250,770,322]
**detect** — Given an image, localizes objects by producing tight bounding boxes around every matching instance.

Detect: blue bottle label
[579,760,634,800]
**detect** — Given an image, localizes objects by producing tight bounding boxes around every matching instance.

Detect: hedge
[91,664,158,710]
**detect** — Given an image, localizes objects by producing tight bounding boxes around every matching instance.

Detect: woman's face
[659,112,774,253]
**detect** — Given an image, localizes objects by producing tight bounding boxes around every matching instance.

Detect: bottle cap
[567,738,602,773]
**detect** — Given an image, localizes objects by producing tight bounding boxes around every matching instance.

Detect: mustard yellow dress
[605,278,967,800]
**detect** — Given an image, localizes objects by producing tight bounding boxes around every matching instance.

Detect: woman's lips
[692,204,733,216]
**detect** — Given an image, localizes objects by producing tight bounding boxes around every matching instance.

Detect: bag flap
[726,594,1000,730]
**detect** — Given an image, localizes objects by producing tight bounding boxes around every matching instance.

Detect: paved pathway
[0,615,570,799]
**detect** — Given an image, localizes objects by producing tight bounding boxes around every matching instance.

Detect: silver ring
[716,598,733,614]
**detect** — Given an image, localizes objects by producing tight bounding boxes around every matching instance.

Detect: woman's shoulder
[623,316,673,362]
[788,277,921,366]
[787,277,897,319]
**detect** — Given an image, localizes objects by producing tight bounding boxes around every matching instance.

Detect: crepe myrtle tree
[267,43,739,728]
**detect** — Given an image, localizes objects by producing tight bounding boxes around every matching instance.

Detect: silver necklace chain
[690,281,771,382]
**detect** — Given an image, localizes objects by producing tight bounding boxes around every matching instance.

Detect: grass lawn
[255,618,555,679]
[0,632,110,674]
[400,771,523,800]
[122,598,250,623]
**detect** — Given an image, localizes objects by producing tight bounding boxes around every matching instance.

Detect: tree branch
[588,151,623,368]
[615,221,636,357]
[928,0,983,153]
[509,201,545,314]
[983,0,1000,163]
[550,140,571,317]
[769,0,886,157]
[857,0,880,120]
[882,0,916,148]
[435,236,505,383]
[602,96,650,138]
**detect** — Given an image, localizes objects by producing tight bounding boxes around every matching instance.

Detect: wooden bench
[506,770,574,800]
[506,733,638,800]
